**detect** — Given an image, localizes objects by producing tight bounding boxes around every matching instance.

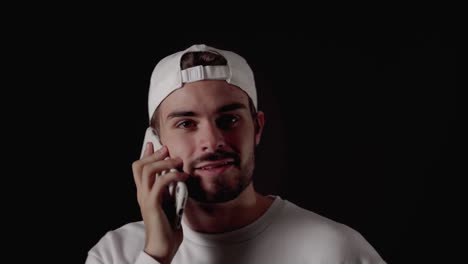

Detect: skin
[132,80,273,263]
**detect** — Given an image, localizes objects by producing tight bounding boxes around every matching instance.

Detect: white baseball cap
[141,44,258,157]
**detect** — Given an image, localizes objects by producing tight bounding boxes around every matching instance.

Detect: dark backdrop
[20,28,456,264]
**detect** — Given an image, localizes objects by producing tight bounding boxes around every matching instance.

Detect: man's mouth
[195,160,235,170]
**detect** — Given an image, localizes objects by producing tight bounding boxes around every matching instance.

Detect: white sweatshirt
[86,196,386,264]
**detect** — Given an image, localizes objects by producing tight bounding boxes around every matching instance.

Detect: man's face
[157,80,264,204]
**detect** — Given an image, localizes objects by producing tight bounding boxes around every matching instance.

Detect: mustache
[190,150,240,169]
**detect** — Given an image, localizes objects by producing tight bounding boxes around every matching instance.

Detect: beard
[186,148,255,204]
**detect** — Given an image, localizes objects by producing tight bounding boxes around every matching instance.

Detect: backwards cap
[147,44,257,121]
[141,44,257,157]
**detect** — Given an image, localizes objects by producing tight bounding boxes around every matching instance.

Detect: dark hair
[150,51,258,137]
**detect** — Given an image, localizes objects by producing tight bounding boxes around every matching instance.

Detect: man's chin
[188,188,241,204]
[185,177,251,204]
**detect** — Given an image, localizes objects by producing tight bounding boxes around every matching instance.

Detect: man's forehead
[159,81,250,113]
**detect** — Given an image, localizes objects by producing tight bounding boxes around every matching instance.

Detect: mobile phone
[141,127,188,229]
[160,168,188,229]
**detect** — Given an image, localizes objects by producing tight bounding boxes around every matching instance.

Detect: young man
[86,44,387,264]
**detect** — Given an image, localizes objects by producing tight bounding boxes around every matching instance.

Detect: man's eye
[217,115,239,129]
[176,120,196,129]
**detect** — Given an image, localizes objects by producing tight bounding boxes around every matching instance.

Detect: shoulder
[93,221,145,246]
[87,221,145,263]
[273,198,386,263]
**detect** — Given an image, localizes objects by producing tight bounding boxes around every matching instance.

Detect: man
[86,44,387,264]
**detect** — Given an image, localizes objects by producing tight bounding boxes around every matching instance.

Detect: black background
[13,26,457,264]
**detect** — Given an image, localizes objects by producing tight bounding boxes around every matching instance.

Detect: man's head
[147,44,258,128]
[143,44,264,204]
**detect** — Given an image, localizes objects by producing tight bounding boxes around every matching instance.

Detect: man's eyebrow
[166,111,195,120]
[217,103,246,113]
[166,103,247,121]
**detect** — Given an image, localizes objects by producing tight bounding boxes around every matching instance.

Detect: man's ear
[254,111,265,146]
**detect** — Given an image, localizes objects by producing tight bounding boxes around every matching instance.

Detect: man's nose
[199,122,226,152]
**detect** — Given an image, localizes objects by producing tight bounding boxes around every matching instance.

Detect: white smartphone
[141,127,188,229]
[160,168,188,229]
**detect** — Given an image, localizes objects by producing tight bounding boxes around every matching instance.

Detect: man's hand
[132,143,189,263]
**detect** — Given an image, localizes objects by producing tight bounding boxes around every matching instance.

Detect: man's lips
[194,159,235,170]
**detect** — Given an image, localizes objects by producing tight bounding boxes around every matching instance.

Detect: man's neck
[183,184,274,233]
